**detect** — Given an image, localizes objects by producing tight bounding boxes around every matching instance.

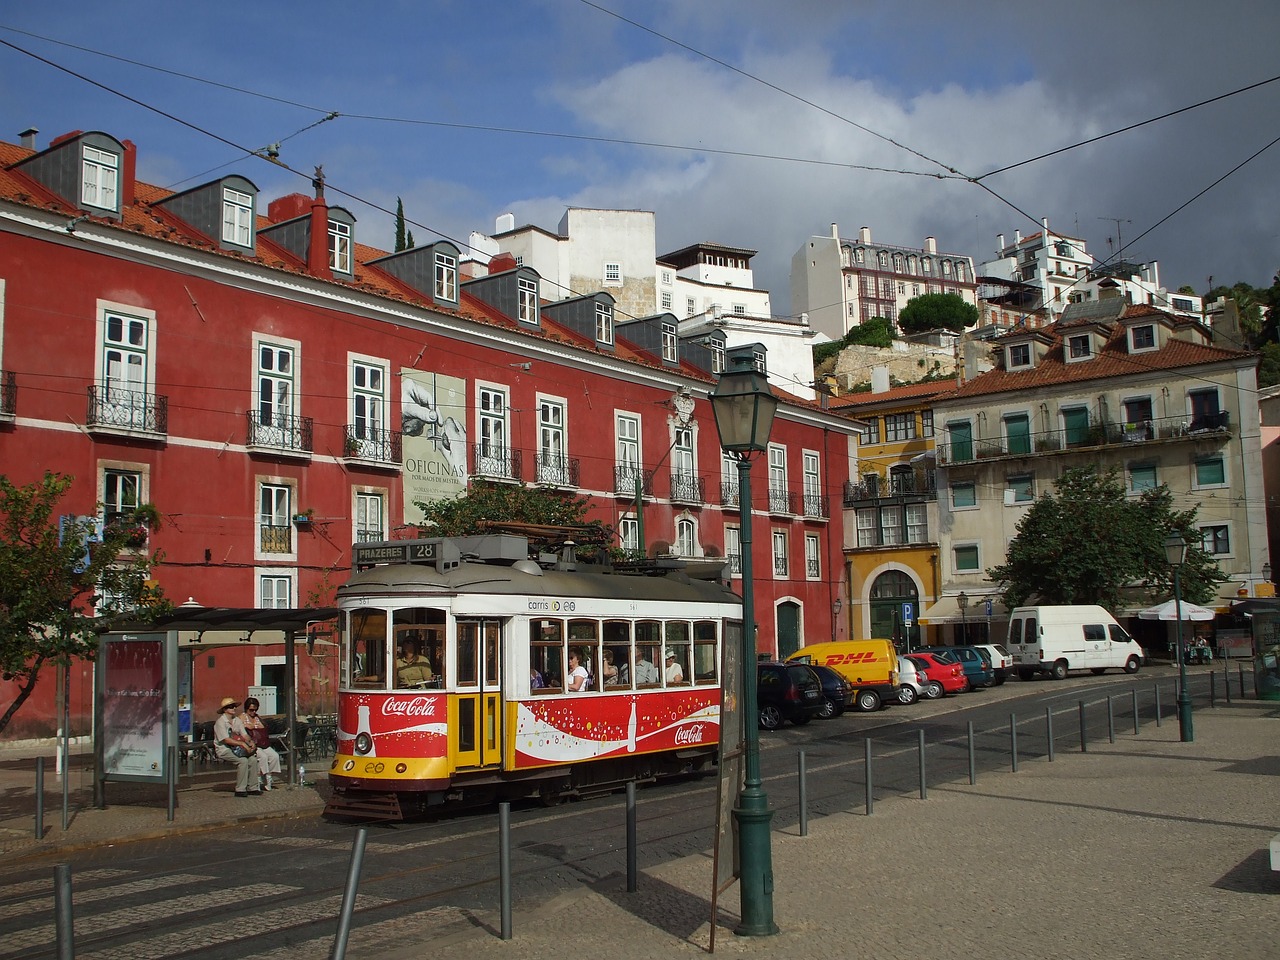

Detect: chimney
[924,236,937,255]
[489,253,519,273]
[495,212,515,233]
[267,193,312,222]
[121,139,137,208]
[859,226,871,244]
[997,233,1005,252]
[1014,229,1022,244]
[19,127,37,150]
[871,365,890,394]
[307,168,332,280]
[831,222,839,240]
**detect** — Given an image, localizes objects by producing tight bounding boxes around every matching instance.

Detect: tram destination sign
[353,539,459,571]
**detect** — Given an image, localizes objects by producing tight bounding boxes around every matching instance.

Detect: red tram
[325,535,741,817]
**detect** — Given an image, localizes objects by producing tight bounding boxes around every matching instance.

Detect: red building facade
[0,129,856,737]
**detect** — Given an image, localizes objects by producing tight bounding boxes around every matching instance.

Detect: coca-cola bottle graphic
[355,704,377,757]
[626,699,637,753]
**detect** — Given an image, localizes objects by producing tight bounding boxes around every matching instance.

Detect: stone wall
[832,341,956,392]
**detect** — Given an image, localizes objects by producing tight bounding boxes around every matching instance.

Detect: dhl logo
[822,652,877,666]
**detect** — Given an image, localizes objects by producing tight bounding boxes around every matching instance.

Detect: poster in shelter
[101,635,166,778]
[401,369,467,524]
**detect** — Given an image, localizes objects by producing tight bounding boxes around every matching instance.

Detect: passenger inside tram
[395,638,434,688]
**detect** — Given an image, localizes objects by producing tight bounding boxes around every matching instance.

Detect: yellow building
[831,378,956,647]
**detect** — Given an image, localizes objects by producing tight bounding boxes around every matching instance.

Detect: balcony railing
[721,479,740,509]
[802,492,829,520]
[87,384,168,435]
[614,465,654,499]
[936,413,1233,465]
[246,410,312,454]
[0,370,15,419]
[472,443,522,482]
[773,555,789,577]
[670,472,705,505]
[260,523,292,553]
[536,453,580,487]
[355,528,384,543]
[768,487,797,515]
[844,468,937,505]
[344,424,402,464]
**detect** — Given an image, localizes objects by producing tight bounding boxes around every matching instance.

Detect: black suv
[756,662,824,730]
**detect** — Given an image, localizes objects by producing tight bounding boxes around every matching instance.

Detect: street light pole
[957,591,969,645]
[710,345,779,938]
[1164,533,1194,742]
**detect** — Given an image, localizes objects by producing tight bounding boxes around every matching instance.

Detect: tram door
[452,619,503,769]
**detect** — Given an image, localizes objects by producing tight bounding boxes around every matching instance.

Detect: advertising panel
[100,633,168,779]
[401,369,467,523]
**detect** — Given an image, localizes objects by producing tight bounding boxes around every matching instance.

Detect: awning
[919,594,1008,624]
[1137,599,1217,621]
[109,606,339,639]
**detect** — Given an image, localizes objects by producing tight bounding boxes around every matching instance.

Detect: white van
[1006,605,1145,680]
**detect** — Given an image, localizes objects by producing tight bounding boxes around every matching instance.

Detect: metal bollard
[797,751,808,837]
[1079,700,1087,753]
[330,826,368,960]
[167,745,177,822]
[917,730,927,800]
[499,803,512,940]
[864,738,874,816]
[1045,706,1054,762]
[626,782,637,891]
[1239,664,1246,699]
[1225,662,1232,704]
[1154,683,1161,727]
[1107,696,1115,744]
[1132,688,1140,734]
[967,721,976,785]
[1209,671,1216,708]
[54,863,73,960]
[1010,713,1019,772]
[35,757,45,841]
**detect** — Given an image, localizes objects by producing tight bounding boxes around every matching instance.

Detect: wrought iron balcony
[246,410,312,454]
[472,443,522,482]
[670,472,705,505]
[87,384,168,436]
[344,424,402,465]
[535,453,580,487]
[768,487,797,516]
[720,479,740,510]
[844,468,937,506]
[614,465,654,499]
[0,370,15,420]
[259,523,292,554]
[802,492,829,520]
[355,528,384,543]
[935,413,1233,466]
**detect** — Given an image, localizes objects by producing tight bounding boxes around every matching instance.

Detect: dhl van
[786,639,898,711]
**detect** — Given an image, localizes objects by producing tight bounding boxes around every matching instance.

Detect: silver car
[896,655,930,704]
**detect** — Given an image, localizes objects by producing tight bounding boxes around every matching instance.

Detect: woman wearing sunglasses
[240,697,284,791]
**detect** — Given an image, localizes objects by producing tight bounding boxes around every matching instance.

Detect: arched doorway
[776,601,801,660]
[869,570,920,652]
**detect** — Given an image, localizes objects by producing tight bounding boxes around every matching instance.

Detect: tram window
[664,622,691,686]
[349,608,388,688]
[634,620,662,687]
[693,620,718,684]
[393,608,445,689]
[531,618,564,694]
[569,619,600,691]
[604,620,631,688]
[456,621,479,688]
[483,620,500,686]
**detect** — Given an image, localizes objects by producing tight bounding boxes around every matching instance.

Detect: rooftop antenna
[1097,217,1131,259]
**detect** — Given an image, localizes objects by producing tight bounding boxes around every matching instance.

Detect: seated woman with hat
[212,697,258,796]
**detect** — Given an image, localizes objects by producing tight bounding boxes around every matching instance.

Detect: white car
[974,643,1014,685]
[896,655,930,704]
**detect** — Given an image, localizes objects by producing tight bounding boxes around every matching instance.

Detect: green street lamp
[957,591,969,645]
[1164,532,1194,742]
[710,344,779,937]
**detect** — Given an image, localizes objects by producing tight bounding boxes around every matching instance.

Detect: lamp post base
[733,786,779,937]
[1177,693,1194,743]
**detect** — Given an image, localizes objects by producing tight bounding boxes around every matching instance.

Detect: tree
[1207,281,1263,337]
[0,472,170,736]
[844,316,894,348]
[897,293,979,335]
[986,466,1223,612]
[394,197,408,252]
[414,480,613,554]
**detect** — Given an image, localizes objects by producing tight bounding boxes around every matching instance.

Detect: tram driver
[396,638,434,688]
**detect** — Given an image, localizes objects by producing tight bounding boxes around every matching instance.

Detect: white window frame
[616,412,641,493]
[354,489,386,543]
[257,480,295,560]
[100,463,145,530]
[1006,473,1034,504]
[476,383,510,477]
[661,291,673,311]
[675,517,696,557]
[771,530,789,578]
[724,525,741,577]
[1192,455,1228,490]
[619,516,639,555]
[905,502,928,543]
[254,335,298,432]
[686,297,697,317]
[603,261,622,285]
[953,542,981,573]
[672,426,696,488]
[1066,334,1092,363]
[1007,343,1031,369]
[435,251,458,302]
[951,481,978,510]
[517,276,539,323]
[596,301,614,345]
[257,569,295,609]
[802,451,821,515]
[329,219,352,274]
[1130,324,1157,352]
[805,533,820,580]
[537,395,569,485]
[82,145,119,211]
[222,187,253,247]
[350,354,387,446]
[661,321,677,362]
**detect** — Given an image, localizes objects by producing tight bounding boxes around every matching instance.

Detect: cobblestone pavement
[2,669,1277,959]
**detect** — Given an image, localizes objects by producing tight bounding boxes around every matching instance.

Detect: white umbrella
[1137,598,1216,621]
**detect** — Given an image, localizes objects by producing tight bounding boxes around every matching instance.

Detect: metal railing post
[917,730,927,800]
[967,721,976,785]
[797,751,808,836]
[1045,707,1054,762]
[864,738,873,815]
[1010,713,1018,772]
[330,827,367,960]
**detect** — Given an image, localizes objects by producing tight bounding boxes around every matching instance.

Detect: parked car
[756,662,825,730]
[809,664,855,719]
[895,655,929,705]
[908,652,967,696]
[928,645,995,689]
[974,643,1014,684]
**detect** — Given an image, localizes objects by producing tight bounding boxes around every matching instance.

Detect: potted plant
[293,508,314,526]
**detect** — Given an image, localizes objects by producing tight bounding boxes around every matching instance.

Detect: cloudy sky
[2,1,1277,310]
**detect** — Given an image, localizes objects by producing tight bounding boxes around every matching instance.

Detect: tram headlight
[354,732,374,755]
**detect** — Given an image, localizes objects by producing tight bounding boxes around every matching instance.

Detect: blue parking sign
[902,602,914,626]
[985,598,993,617]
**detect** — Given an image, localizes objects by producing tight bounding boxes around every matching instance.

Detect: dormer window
[854,248,865,264]
[941,259,952,277]
[329,220,352,274]
[710,340,724,374]
[82,146,119,211]
[1066,334,1092,362]
[878,251,889,269]
[1008,343,1031,368]
[434,251,457,303]
[1130,324,1157,352]
[661,322,677,363]
[517,276,539,324]
[595,302,614,345]
[922,258,932,275]
[222,187,254,247]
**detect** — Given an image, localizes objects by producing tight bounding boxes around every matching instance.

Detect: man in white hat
[664,649,684,684]
[212,696,258,796]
